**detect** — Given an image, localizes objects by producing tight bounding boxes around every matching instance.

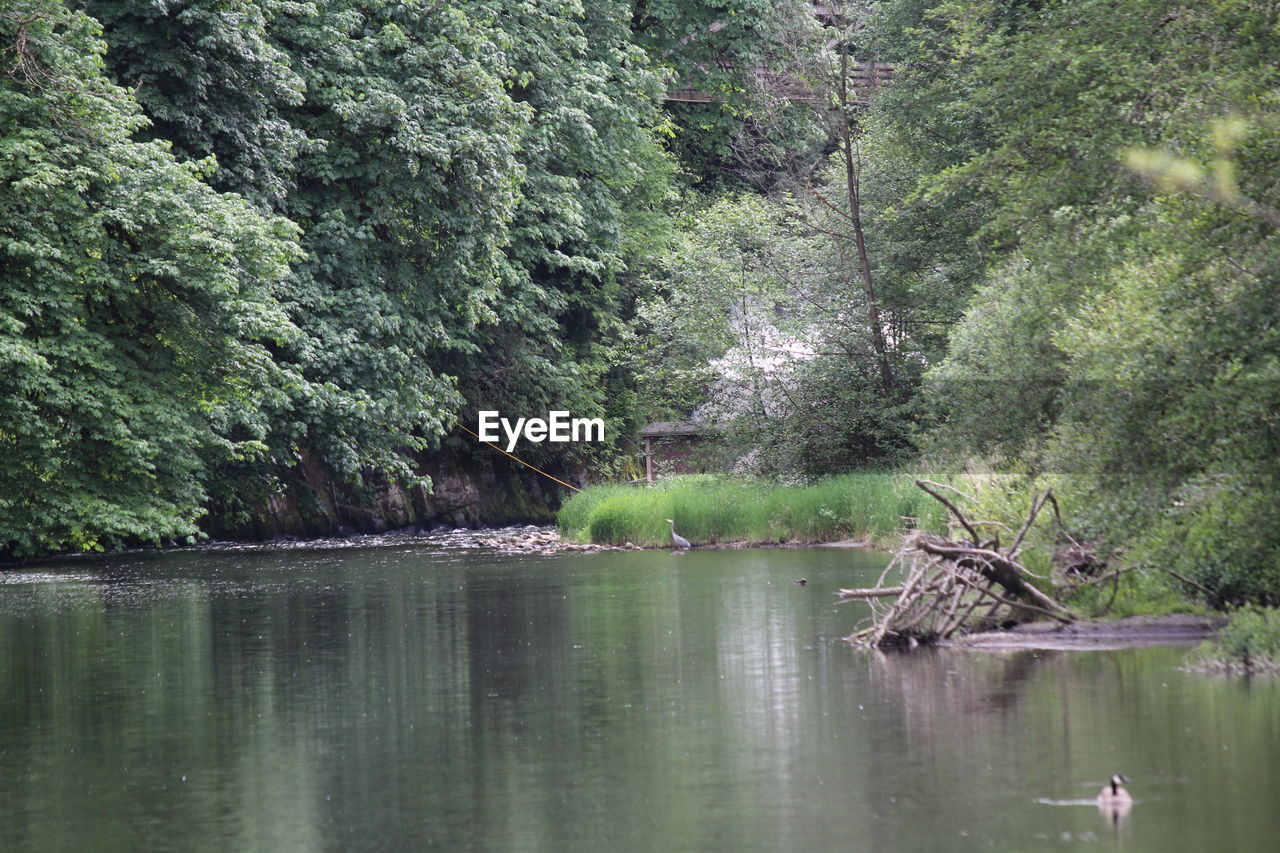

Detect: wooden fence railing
[664,60,894,104]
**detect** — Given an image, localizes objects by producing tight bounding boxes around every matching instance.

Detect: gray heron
[664,518,691,550]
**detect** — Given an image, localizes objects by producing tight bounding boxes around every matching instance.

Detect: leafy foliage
[5,0,680,553]
[443,0,672,476]
[1193,607,1280,671]
[258,0,525,486]
[870,0,1280,602]
[86,0,305,210]
[634,0,826,190]
[0,1,298,555]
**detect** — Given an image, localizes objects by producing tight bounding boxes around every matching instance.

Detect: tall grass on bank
[557,473,954,547]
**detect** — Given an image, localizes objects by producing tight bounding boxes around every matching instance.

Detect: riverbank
[397,526,859,555]
[942,614,1227,651]
[0,523,866,567]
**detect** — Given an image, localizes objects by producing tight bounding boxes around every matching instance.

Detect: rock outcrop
[205,448,584,541]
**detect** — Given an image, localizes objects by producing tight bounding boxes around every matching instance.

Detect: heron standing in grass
[665,519,691,551]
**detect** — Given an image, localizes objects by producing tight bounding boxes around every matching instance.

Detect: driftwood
[836,585,906,598]
[843,481,1081,647]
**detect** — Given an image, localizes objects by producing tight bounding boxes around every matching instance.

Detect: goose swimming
[1096,774,1132,806]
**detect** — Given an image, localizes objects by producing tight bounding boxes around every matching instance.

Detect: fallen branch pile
[841,480,1080,647]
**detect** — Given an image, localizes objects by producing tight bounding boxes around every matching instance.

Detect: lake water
[0,539,1277,852]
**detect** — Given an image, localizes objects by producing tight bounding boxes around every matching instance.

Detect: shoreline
[2,524,871,565]
[520,534,1232,652]
[7,527,1226,651]
[940,614,1226,651]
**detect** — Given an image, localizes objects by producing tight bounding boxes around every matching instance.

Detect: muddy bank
[942,614,1227,651]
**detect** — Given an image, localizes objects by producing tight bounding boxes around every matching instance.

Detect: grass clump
[1190,607,1280,673]
[557,472,955,547]
[555,483,637,540]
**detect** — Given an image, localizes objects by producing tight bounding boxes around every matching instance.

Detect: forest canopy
[2,0,667,555]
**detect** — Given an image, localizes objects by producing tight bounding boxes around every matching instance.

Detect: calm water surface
[0,540,1277,852]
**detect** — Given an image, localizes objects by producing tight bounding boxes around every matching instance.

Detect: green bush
[1192,607,1280,672]
[1065,568,1205,619]
[1144,485,1280,607]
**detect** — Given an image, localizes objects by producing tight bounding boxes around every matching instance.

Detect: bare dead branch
[1009,488,1052,557]
[951,574,1074,624]
[846,479,1081,646]
[915,479,981,545]
[837,586,906,599]
[1160,567,1216,600]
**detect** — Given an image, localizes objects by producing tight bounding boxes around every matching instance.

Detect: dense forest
[3,1,1278,603]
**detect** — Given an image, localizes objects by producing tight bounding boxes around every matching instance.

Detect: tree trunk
[838,48,894,395]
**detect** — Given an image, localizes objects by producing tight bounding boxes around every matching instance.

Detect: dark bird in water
[795,578,808,586]
[664,518,691,550]
[1097,774,1132,807]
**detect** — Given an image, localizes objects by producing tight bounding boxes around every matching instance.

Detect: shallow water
[0,542,1276,852]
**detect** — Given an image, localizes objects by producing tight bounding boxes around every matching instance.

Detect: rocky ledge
[426,525,645,555]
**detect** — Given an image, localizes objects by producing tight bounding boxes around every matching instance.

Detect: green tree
[257,0,525,493]
[868,0,1280,601]
[443,0,672,478]
[633,0,826,190]
[88,0,678,509]
[85,0,305,210]
[0,1,299,556]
